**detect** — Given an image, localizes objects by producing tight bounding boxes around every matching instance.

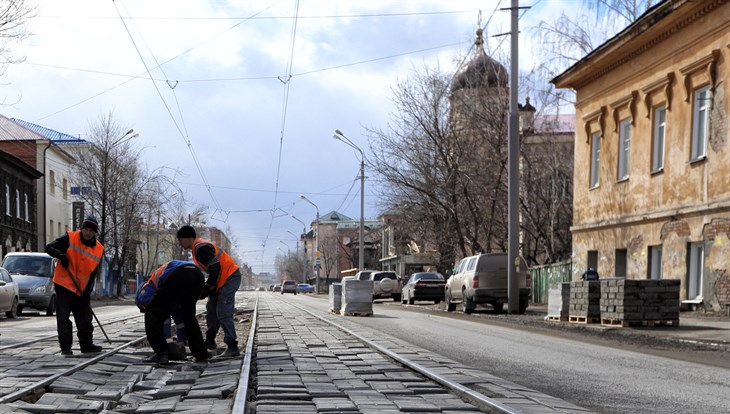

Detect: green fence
[530,261,573,304]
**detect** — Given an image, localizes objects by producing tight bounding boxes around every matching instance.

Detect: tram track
[0,296,256,412]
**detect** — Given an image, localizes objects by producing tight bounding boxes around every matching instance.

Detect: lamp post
[299,194,321,293]
[279,240,290,254]
[286,230,300,255]
[333,129,365,272]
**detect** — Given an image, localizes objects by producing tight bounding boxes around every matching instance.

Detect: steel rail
[231,293,259,413]
[293,302,524,414]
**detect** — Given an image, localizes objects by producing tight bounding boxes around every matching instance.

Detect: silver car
[0,252,57,316]
[0,267,19,318]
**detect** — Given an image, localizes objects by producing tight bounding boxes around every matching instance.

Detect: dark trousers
[55,284,94,351]
[145,267,207,360]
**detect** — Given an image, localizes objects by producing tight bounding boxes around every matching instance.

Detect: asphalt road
[286,294,730,414]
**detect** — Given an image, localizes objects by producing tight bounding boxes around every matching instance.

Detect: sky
[1,0,584,274]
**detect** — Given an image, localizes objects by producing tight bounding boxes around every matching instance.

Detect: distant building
[0,149,43,255]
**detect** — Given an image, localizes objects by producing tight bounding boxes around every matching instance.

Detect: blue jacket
[135,260,196,312]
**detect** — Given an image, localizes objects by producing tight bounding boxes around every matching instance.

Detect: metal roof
[11,118,87,144]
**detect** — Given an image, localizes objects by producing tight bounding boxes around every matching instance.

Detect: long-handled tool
[64,267,113,345]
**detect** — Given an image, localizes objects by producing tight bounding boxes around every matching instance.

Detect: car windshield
[356,271,372,280]
[415,273,444,281]
[1,257,53,277]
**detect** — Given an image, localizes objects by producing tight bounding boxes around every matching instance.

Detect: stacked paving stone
[341,279,373,316]
[329,282,342,314]
[547,283,571,320]
[600,278,680,324]
[569,281,601,321]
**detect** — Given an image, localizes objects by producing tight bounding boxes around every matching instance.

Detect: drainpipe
[40,139,53,250]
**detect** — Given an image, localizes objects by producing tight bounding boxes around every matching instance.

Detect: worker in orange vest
[176,225,242,358]
[45,216,104,356]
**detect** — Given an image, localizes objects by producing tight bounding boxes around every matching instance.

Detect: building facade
[553,0,730,311]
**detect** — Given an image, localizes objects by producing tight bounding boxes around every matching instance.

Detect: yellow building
[553,0,730,311]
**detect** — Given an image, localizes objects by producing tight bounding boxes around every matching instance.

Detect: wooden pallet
[601,318,679,328]
[569,315,600,324]
[546,315,568,322]
[342,311,372,317]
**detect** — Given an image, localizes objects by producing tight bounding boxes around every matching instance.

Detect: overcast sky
[1,0,585,274]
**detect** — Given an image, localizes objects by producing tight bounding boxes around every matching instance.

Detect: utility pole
[507,0,521,314]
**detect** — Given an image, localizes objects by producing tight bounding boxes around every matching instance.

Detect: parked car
[370,271,401,302]
[0,252,56,316]
[281,280,297,294]
[354,270,375,281]
[273,284,281,292]
[401,272,445,305]
[445,253,530,314]
[296,283,315,294]
[0,267,19,318]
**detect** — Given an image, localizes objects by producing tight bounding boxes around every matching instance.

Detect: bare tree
[0,0,35,71]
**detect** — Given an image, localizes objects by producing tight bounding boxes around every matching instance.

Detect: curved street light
[299,194,321,293]
[333,129,365,272]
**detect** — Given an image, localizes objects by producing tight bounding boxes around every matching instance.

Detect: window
[50,220,54,239]
[687,242,704,300]
[617,118,631,180]
[466,257,477,271]
[647,245,662,280]
[615,249,627,277]
[691,86,710,161]
[23,193,29,222]
[49,170,56,194]
[57,222,62,238]
[651,106,666,172]
[62,178,68,200]
[4,184,9,216]
[590,132,601,188]
[587,250,598,271]
[15,190,20,218]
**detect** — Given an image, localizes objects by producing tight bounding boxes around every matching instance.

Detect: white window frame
[691,85,710,161]
[23,193,29,222]
[4,184,9,216]
[651,105,666,172]
[49,170,56,194]
[589,132,601,188]
[687,242,704,300]
[15,190,20,218]
[617,118,631,180]
[648,245,662,280]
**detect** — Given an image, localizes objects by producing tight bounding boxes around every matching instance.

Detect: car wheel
[17,305,24,315]
[462,290,474,314]
[492,303,504,313]
[408,294,415,305]
[434,300,441,304]
[46,296,56,316]
[294,291,297,295]
[401,294,407,304]
[6,297,18,319]
[446,290,456,312]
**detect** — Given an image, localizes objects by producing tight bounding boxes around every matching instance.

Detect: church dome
[452,28,508,91]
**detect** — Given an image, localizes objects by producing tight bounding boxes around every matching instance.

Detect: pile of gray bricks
[600,278,680,323]
[569,280,601,321]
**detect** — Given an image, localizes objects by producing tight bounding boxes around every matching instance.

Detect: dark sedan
[401,272,445,305]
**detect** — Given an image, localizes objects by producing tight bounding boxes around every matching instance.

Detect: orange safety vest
[52,230,105,296]
[191,238,238,290]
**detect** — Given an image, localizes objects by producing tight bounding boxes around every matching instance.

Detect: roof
[0,114,47,141]
[533,114,575,135]
[319,211,353,223]
[451,28,508,92]
[12,118,87,144]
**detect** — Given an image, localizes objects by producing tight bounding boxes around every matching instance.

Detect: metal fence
[530,261,573,304]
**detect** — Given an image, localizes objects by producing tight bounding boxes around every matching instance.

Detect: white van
[445,253,530,314]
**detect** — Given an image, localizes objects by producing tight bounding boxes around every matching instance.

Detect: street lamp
[279,240,290,254]
[333,129,365,272]
[286,230,300,255]
[299,194,321,293]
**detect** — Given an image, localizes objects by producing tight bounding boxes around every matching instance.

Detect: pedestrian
[582,268,599,281]
[45,216,104,356]
[135,260,209,364]
[176,225,242,357]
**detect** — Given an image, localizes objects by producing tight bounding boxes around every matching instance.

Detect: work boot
[167,342,187,360]
[204,338,217,350]
[220,341,241,358]
[60,348,73,356]
[80,344,103,354]
[144,352,169,364]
